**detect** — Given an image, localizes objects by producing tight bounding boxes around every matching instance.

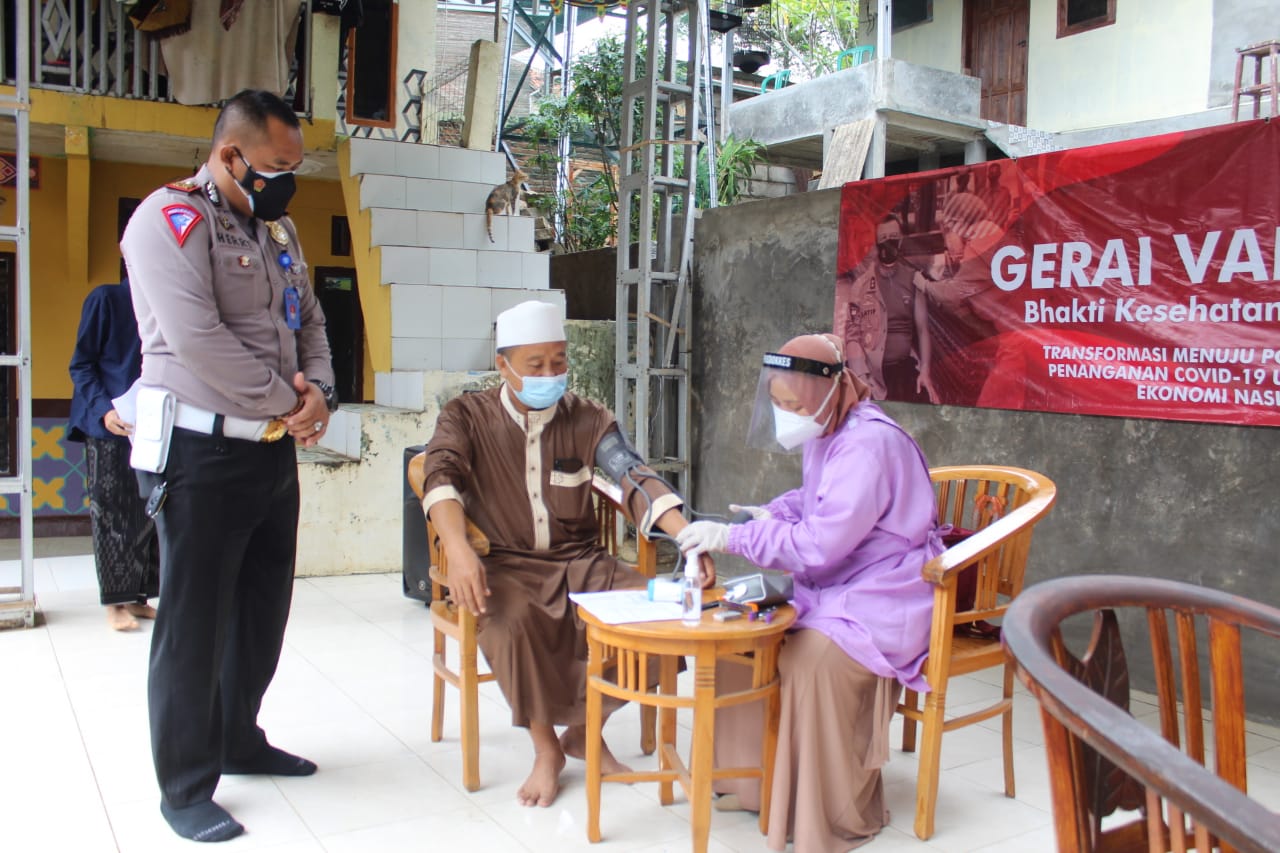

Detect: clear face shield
[745,352,843,454]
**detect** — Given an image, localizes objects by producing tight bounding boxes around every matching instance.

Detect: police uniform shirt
[120,165,334,421]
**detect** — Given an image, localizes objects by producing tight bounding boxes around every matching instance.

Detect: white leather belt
[173,402,285,443]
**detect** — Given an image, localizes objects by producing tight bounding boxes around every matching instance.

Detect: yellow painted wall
[1,157,351,400]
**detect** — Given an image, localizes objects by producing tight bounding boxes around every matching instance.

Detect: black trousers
[882,358,930,403]
[139,428,300,808]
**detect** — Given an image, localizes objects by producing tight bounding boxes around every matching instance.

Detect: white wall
[1026,0,1214,131]
[890,1,966,74]
[885,0,1217,133]
[397,0,438,139]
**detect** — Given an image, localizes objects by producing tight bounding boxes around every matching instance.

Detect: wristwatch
[309,379,339,412]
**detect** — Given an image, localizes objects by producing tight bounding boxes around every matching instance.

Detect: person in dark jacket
[68,279,159,631]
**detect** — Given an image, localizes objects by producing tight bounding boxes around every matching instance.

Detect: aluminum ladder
[0,3,36,630]
[615,0,717,498]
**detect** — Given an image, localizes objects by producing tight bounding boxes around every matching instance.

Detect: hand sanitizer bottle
[681,552,702,626]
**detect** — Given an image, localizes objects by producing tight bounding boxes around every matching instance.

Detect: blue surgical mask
[512,371,568,410]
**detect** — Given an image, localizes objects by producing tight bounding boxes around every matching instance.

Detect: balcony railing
[1,1,311,114]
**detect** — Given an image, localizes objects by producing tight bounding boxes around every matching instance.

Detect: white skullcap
[495,300,566,349]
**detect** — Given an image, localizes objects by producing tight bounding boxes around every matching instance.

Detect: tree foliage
[748,0,860,79]
[518,33,766,252]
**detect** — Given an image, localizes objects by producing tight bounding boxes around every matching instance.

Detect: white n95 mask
[772,406,827,450]
[771,377,838,450]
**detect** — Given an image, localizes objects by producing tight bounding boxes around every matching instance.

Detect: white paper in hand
[130,386,176,473]
[111,379,141,439]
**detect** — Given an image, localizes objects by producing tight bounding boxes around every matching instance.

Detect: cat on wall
[485,167,528,243]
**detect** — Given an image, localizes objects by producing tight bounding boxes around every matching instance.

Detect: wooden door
[964,0,1030,126]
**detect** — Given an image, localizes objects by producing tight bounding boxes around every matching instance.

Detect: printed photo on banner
[834,119,1280,428]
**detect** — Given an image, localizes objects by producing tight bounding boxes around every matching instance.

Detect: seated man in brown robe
[420,299,714,808]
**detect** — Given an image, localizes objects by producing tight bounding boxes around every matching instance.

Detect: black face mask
[877,239,901,265]
[235,153,296,221]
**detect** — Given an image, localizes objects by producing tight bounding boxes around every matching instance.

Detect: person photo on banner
[919,219,1011,407]
[849,212,942,402]
[978,162,1014,229]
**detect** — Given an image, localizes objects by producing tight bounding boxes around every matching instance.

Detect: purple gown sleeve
[729,439,891,581]
[763,489,804,522]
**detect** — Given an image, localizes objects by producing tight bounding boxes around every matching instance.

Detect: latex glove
[676,520,731,555]
[728,503,772,522]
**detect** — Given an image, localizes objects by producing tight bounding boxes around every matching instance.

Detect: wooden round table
[580,605,796,853]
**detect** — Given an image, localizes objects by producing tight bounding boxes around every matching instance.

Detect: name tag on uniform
[283,286,301,330]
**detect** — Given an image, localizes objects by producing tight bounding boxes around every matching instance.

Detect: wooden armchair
[1002,575,1280,853]
[899,465,1058,839]
[406,451,658,791]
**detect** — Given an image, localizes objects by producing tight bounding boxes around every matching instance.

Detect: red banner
[835,119,1280,427]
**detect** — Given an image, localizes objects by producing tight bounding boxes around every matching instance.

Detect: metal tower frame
[0,3,36,629]
[615,0,715,498]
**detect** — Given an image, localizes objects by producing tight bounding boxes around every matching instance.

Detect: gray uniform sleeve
[121,191,298,414]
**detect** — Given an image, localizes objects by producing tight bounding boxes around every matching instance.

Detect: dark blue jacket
[68,281,142,443]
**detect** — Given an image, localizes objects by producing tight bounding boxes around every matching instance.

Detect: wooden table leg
[586,638,604,843]
[659,654,678,805]
[690,647,716,853]
[759,672,781,835]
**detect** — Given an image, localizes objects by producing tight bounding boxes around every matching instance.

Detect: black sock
[159,800,244,843]
[223,744,317,777]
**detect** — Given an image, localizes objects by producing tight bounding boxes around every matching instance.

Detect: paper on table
[569,589,684,625]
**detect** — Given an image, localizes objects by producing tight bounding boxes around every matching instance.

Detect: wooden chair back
[899,464,1057,840]
[407,452,657,581]
[929,465,1057,628]
[1002,575,1280,853]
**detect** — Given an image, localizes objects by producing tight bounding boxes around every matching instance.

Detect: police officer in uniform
[120,89,338,843]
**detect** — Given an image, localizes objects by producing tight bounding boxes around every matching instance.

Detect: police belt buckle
[173,402,286,443]
[261,418,288,442]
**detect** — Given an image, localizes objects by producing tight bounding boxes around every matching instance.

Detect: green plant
[516,34,765,250]
[700,135,766,207]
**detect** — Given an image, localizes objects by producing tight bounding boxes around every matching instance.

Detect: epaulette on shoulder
[165,178,201,193]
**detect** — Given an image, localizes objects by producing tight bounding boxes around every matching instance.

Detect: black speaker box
[402,445,431,602]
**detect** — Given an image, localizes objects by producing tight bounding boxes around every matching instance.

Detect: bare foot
[107,604,138,632]
[516,748,566,807]
[125,602,157,620]
[560,725,633,775]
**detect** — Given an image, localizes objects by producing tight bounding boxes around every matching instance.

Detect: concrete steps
[343,137,561,382]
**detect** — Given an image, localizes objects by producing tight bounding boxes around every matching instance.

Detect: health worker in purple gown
[676,332,942,853]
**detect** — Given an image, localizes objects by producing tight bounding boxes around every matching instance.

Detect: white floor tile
[10,567,1279,853]
[273,753,471,837]
[317,806,520,852]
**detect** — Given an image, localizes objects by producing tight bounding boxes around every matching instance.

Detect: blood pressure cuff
[595,428,644,482]
[594,428,684,535]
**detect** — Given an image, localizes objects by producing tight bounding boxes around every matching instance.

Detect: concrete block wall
[346,138,556,396]
[742,164,802,201]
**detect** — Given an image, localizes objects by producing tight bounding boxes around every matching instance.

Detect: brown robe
[422,384,679,727]
[715,629,901,852]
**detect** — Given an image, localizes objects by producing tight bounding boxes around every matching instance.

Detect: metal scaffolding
[615,0,715,498]
[0,2,36,630]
